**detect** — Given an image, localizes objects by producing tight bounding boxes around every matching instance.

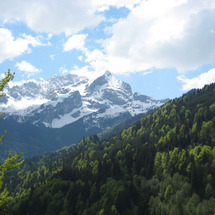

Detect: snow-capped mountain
[0,71,168,130]
[0,71,170,159]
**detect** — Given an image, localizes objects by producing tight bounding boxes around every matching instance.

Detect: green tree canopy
[0,70,24,210]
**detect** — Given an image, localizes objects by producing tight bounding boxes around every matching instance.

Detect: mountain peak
[88,72,111,92]
[104,70,111,77]
[0,71,168,128]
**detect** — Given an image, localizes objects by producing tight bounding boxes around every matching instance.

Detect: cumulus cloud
[177,68,215,91]
[0,0,102,35]
[50,54,55,60]
[69,65,102,81]
[15,60,41,77]
[78,56,83,61]
[98,0,215,74]
[92,0,141,11]
[85,49,108,72]
[0,28,43,63]
[63,34,87,52]
[0,0,140,35]
[59,66,69,74]
[80,47,152,76]
[2,0,215,79]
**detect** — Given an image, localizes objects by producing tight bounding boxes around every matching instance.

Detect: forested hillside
[97,110,156,141]
[2,83,215,214]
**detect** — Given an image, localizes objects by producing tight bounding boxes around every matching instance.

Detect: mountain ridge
[0,71,168,128]
[0,71,168,160]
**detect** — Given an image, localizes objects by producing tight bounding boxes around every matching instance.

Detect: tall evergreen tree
[0,70,23,211]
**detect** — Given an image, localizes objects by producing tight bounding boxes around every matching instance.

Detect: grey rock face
[133,92,153,103]
[102,89,127,105]
[0,71,169,129]
[24,91,82,125]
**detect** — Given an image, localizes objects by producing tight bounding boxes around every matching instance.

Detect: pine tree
[0,70,24,210]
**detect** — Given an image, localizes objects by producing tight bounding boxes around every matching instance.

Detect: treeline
[2,83,215,214]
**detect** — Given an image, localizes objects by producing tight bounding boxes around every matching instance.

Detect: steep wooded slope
[4,83,215,214]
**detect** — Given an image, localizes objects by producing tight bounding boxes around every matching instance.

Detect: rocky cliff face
[0,71,168,129]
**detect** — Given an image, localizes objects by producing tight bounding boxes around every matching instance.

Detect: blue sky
[1,0,215,100]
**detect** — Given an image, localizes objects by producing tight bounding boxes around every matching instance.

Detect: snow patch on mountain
[0,71,169,128]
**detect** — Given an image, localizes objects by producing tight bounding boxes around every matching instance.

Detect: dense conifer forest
[1,83,215,214]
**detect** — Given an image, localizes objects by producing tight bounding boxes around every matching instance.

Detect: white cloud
[143,71,153,76]
[92,0,141,11]
[0,1,103,35]
[59,66,69,74]
[15,60,41,77]
[0,28,43,63]
[50,54,55,60]
[97,0,215,74]
[21,34,43,47]
[47,34,53,40]
[82,47,152,76]
[0,73,5,78]
[2,0,215,80]
[63,34,87,52]
[80,51,111,73]
[64,64,102,81]
[177,68,215,90]
[0,1,141,35]
[78,56,83,61]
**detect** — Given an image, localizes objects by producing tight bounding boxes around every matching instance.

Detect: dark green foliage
[3,83,215,214]
[0,70,24,214]
[0,109,156,161]
[98,110,157,141]
[0,117,103,161]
